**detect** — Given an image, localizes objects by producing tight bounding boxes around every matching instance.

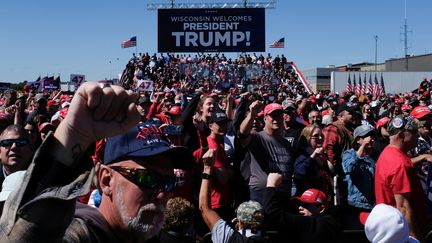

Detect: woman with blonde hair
[293,124,332,197]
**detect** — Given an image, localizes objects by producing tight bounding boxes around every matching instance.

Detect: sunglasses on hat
[110,166,177,192]
[0,138,30,148]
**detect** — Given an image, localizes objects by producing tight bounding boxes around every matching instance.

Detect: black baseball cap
[336,102,359,116]
[208,111,231,123]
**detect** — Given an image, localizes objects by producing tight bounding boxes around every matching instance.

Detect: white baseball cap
[365,204,419,243]
[0,170,26,202]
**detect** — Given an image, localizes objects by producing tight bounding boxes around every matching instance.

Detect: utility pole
[403,0,409,70]
[374,35,378,72]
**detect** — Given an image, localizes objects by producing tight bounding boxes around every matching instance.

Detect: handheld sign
[70,74,86,89]
[136,80,154,93]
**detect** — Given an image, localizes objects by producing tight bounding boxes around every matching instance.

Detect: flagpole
[135,36,138,55]
[374,35,378,72]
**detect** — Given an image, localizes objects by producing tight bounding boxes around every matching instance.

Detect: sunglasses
[110,166,177,192]
[310,135,323,140]
[0,138,30,148]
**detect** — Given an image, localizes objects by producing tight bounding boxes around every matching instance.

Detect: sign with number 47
[70,74,86,88]
[137,80,154,93]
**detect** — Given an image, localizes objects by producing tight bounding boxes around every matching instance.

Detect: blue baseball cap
[103,122,194,169]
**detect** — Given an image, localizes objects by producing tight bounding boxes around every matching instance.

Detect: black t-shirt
[283,127,302,149]
[157,230,195,243]
[263,188,342,243]
[371,136,389,161]
[229,233,271,243]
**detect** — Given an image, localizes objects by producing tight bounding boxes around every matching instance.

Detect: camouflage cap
[236,200,263,223]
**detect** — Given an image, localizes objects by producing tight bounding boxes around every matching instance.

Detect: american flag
[354,74,361,96]
[346,74,353,92]
[362,73,367,94]
[269,38,284,48]
[352,74,357,94]
[121,36,137,48]
[358,74,363,95]
[373,74,379,98]
[361,74,366,95]
[367,73,373,94]
[379,73,386,97]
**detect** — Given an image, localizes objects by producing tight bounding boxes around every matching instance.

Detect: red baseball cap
[167,106,182,116]
[60,94,72,103]
[294,188,328,207]
[411,106,432,119]
[376,117,390,130]
[263,103,283,116]
[359,212,371,225]
[60,107,69,119]
[401,104,410,111]
[309,96,316,104]
[322,109,329,116]
[47,100,57,107]
[38,122,54,133]
[395,98,404,104]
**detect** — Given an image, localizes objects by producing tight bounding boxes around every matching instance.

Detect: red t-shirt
[206,136,231,209]
[375,145,428,230]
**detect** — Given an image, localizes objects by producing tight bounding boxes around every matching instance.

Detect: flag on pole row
[269,38,284,48]
[345,74,353,93]
[121,36,137,48]
[367,73,373,94]
[344,73,385,96]
[373,74,379,98]
[353,74,357,95]
[356,75,362,96]
[379,73,386,96]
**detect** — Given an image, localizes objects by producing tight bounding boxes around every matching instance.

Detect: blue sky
[0,0,430,83]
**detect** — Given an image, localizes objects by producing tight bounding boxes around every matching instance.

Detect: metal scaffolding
[147,0,276,10]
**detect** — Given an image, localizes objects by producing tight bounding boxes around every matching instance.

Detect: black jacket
[263,187,341,243]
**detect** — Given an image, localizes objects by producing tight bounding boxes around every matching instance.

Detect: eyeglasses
[310,135,323,140]
[110,166,177,192]
[0,138,30,148]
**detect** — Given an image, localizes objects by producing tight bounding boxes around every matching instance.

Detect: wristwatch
[202,172,212,180]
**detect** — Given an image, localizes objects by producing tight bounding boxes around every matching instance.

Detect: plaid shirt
[409,136,432,191]
[322,122,353,168]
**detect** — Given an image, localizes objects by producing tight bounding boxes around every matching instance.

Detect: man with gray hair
[308,110,322,128]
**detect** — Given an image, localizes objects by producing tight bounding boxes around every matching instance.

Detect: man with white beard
[0,82,194,243]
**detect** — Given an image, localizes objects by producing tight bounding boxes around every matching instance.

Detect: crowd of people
[0,53,431,243]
